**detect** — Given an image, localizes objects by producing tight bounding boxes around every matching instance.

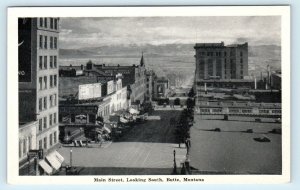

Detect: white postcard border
[7,6,290,184]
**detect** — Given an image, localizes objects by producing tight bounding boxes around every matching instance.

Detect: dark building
[194,42,248,80]
[145,70,156,101]
[271,71,282,90]
[59,64,84,77]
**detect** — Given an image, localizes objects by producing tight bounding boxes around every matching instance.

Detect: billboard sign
[18,18,32,82]
[78,83,102,100]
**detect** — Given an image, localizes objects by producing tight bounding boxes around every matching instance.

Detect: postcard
[7,6,290,184]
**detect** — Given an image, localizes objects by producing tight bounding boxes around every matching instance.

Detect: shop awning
[39,160,53,175]
[46,153,62,170]
[120,117,129,123]
[53,150,64,164]
[129,108,139,115]
[103,126,111,133]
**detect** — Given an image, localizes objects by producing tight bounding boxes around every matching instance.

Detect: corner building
[194,42,248,80]
[19,18,60,155]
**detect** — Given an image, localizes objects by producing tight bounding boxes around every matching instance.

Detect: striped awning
[46,152,62,170]
[53,150,64,164]
[39,160,53,175]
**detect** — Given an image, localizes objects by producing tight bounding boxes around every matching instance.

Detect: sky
[59,16,281,49]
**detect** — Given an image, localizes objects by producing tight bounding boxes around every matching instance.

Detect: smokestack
[254,77,257,90]
[204,82,207,92]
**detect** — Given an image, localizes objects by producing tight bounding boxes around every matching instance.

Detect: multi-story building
[84,54,147,104]
[153,77,169,99]
[145,70,156,101]
[19,18,60,156]
[194,42,248,80]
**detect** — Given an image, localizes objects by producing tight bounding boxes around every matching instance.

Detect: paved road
[57,110,187,175]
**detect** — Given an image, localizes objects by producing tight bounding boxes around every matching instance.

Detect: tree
[188,88,195,98]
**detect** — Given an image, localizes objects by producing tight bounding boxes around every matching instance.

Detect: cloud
[59,16,281,49]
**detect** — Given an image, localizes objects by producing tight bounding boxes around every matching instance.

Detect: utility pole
[70,148,73,168]
[172,150,177,174]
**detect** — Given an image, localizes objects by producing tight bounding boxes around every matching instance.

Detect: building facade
[19,121,38,163]
[194,42,248,80]
[84,55,147,104]
[19,18,60,155]
[153,77,169,99]
[145,70,156,101]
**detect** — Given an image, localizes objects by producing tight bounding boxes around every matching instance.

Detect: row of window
[38,94,57,112]
[39,35,58,49]
[38,131,58,150]
[198,51,244,57]
[39,55,57,70]
[39,18,58,30]
[99,105,110,117]
[38,112,57,132]
[39,75,57,90]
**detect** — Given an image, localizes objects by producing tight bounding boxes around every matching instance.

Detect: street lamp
[173,149,177,174]
[70,148,73,168]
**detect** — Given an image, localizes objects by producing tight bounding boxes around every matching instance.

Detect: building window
[54,131,57,143]
[39,119,43,131]
[19,141,22,158]
[54,75,57,87]
[39,98,43,111]
[54,19,58,30]
[49,114,53,126]
[50,75,53,88]
[39,56,43,70]
[44,76,47,89]
[50,56,53,68]
[23,139,26,155]
[39,77,43,90]
[39,18,43,27]
[44,96,47,109]
[240,51,243,56]
[44,18,47,28]
[50,37,53,49]
[54,94,57,106]
[39,35,43,49]
[54,56,57,68]
[54,37,57,49]
[44,137,47,149]
[44,36,47,49]
[44,56,47,69]
[49,134,53,146]
[28,136,31,151]
[53,112,57,124]
[49,95,53,107]
[39,140,42,150]
[43,116,47,129]
[50,18,54,29]
[240,58,243,63]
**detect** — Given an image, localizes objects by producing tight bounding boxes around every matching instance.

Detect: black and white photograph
[7,6,290,184]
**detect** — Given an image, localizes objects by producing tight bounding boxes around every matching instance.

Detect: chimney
[81,64,84,70]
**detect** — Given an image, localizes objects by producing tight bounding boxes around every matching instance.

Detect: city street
[57,110,187,175]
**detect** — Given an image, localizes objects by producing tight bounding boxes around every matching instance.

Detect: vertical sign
[18,18,32,82]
